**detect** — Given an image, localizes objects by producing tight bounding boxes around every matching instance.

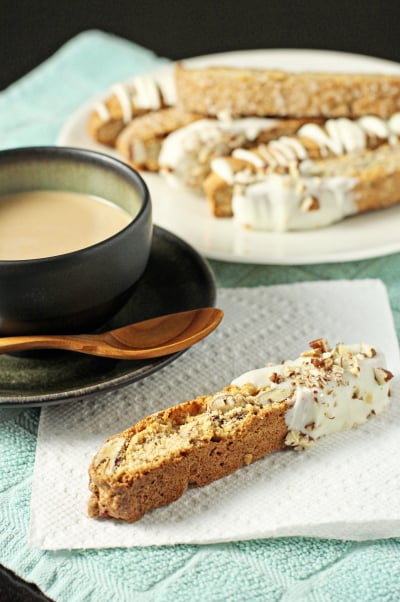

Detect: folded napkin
[29,279,400,549]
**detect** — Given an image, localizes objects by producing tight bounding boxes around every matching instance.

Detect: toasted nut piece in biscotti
[87,73,176,147]
[115,107,203,171]
[175,63,400,119]
[88,340,393,522]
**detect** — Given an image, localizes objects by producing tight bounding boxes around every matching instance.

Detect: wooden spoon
[0,307,223,359]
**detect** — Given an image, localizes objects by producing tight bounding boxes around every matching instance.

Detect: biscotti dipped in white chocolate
[115,107,203,171]
[88,338,393,522]
[205,113,400,218]
[208,142,400,230]
[87,72,176,147]
[158,116,322,190]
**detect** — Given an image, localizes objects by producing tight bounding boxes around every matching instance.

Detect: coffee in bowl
[0,146,152,336]
[0,190,132,260]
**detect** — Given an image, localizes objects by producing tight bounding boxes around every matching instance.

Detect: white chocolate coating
[231,172,357,231]
[232,341,393,448]
[112,84,134,123]
[95,73,176,122]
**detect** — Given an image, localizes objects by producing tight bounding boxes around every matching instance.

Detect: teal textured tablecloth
[1,30,400,601]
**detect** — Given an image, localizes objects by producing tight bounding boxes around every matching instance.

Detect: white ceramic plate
[58,49,400,264]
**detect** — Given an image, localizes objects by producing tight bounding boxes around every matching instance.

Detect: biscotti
[228,143,400,230]
[87,73,176,147]
[88,339,393,522]
[205,114,400,217]
[116,108,203,171]
[175,63,400,119]
[158,117,322,190]
[84,62,400,232]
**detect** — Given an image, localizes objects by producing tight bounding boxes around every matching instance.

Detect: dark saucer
[0,226,216,407]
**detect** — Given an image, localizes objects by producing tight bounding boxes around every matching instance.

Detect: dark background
[1,1,400,600]
[2,0,400,90]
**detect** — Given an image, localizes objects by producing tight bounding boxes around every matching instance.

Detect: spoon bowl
[0,308,223,359]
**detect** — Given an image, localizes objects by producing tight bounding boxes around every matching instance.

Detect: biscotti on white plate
[224,143,400,231]
[87,73,176,147]
[175,63,400,119]
[205,114,400,218]
[115,107,203,171]
[88,338,393,523]
[83,60,400,232]
[158,117,322,190]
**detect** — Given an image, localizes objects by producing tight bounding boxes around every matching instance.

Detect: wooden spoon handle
[0,333,102,355]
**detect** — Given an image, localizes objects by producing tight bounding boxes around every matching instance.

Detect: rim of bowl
[0,146,151,265]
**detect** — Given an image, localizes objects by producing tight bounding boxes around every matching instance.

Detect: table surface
[1,29,400,602]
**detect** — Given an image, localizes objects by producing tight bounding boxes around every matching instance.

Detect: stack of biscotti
[173,63,400,229]
[88,338,393,522]
[86,72,318,175]
[86,63,400,230]
[85,69,324,179]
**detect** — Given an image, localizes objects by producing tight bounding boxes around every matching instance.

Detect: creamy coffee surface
[0,190,133,260]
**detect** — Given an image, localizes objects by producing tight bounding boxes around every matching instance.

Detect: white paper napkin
[29,280,400,549]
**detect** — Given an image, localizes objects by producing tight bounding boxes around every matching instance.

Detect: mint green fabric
[1,30,400,601]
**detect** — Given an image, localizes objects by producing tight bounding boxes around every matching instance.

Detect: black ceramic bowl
[0,146,152,336]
